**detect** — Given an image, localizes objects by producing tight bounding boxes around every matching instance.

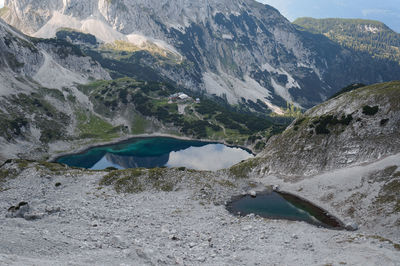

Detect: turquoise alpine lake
[56,137,254,171]
[226,191,344,229]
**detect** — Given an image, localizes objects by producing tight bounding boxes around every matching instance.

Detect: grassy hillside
[78,78,286,150]
[256,81,400,177]
[294,17,400,64]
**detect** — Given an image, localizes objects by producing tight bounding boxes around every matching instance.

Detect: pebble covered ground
[0,160,399,265]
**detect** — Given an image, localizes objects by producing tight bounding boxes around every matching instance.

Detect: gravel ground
[0,158,399,266]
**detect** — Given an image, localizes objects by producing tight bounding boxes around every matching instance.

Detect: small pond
[56,137,254,171]
[226,191,344,229]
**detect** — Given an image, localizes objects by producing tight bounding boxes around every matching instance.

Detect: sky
[259,0,400,32]
[0,1,3,9]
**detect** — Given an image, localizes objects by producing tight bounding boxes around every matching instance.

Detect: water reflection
[56,137,254,171]
[226,191,344,229]
[166,144,253,171]
[91,156,124,170]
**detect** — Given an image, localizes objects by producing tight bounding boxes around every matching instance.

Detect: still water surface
[56,137,253,171]
[226,191,344,229]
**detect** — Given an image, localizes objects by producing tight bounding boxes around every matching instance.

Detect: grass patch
[0,169,11,181]
[131,114,148,134]
[17,160,30,169]
[229,158,261,179]
[0,6,9,17]
[375,178,400,213]
[36,161,68,174]
[76,110,122,140]
[100,168,177,193]
[0,163,21,190]
[103,40,181,63]
[100,169,144,193]
[100,168,143,185]
[114,175,144,193]
[148,168,166,180]
[38,87,65,102]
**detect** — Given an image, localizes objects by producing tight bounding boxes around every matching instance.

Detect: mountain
[0,19,108,93]
[0,82,399,264]
[2,0,400,110]
[1,2,400,262]
[253,81,400,177]
[294,17,400,65]
[0,17,288,161]
[0,18,112,159]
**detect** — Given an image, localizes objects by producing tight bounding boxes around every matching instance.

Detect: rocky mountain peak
[3,0,400,110]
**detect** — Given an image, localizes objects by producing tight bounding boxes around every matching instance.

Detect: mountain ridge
[3,0,400,110]
[254,81,400,177]
[294,17,400,64]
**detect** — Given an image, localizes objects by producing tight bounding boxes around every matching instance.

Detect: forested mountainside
[294,17,400,64]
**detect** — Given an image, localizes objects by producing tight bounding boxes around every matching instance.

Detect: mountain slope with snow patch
[3,0,400,110]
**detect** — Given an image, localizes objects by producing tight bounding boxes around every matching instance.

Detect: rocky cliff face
[0,17,110,92]
[0,18,111,160]
[0,18,43,81]
[3,0,400,110]
[255,82,400,177]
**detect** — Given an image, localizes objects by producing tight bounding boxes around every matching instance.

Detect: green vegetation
[0,93,68,143]
[0,6,10,17]
[39,87,66,102]
[340,82,400,112]
[311,114,353,135]
[131,114,148,134]
[78,78,285,145]
[100,169,144,193]
[103,40,181,64]
[100,168,178,193]
[0,169,12,189]
[4,31,38,53]
[86,38,182,81]
[362,105,379,116]
[329,83,366,99]
[33,38,85,59]
[282,102,302,117]
[75,110,125,141]
[148,168,165,180]
[375,172,400,213]
[229,158,261,179]
[294,18,400,64]
[36,161,68,173]
[101,168,143,184]
[292,117,307,131]
[56,28,97,45]
[380,119,389,126]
